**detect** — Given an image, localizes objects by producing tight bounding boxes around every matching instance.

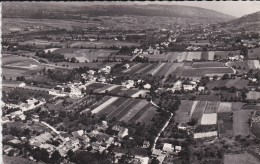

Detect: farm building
[194,131,218,139]
[200,113,217,125]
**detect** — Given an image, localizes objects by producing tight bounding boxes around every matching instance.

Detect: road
[152,113,173,150]
[41,121,60,135]
[225,62,236,74]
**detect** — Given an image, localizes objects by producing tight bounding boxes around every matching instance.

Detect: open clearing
[247,91,260,100]
[251,122,260,139]
[218,102,232,113]
[200,113,217,125]
[224,153,260,164]
[233,110,250,136]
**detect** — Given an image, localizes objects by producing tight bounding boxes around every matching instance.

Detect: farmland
[175,100,195,123]
[248,47,260,59]
[52,48,118,62]
[191,101,207,122]
[218,112,233,138]
[207,78,248,90]
[247,91,260,100]
[251,122,260,139]
[218,102,232,113]
[233,110,250,136]
[224,153,260,164]
[204,101,220,113]
[91,97,158,124]
[142,51,216,62]
[67,40,140,48]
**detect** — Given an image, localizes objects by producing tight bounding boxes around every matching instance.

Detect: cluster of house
[49,82,85,98]
[151,143,182,164]
[2,98,45,123]
[26,122,129,158]
[164,80,205,93]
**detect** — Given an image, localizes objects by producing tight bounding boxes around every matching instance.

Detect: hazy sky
[78,1,260,18]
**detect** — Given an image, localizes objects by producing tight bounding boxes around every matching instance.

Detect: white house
[118,128,128,138]
[198,86,205,92]
[183,84,196,91]
[162,143,174,154]
[173,81,182,90]
[18,82,26,87]
[143,83,151,90]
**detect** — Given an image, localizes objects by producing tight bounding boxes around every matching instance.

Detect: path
[225,62,236,74]
[41,121,60,135]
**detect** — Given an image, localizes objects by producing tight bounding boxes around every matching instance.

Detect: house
[106,137,114,145]
[18,82,26,87]
[157,155,166,164]
[142,141,150,148]
[152,149,162,157]
[162,143,174,154]
[175,146,182,153]
[2,116,10,123]
[123,64,130,69]
[143,83,151,90]
[72,130,84,138]
[88,70,95,76]
[60,133,71,142]
[112,125,129,138]
[99,66,111,74]
[173,81,182,90]
[32,114,40,122]
[177,123,187,130]
[118,128,128,138]
[19,114,26,121]
[122,80,135,89]
[97,77,106,83]
[198,86,205,92]
[183,84,196,91]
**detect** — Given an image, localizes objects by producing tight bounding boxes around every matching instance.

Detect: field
[173,66,233,78]
[175,100,195,123]
[207,78,248,90]
[19,39,62,48]
[52,48,118,62]
[3,155,37,164]
[124,62,185,78]
[142,51,215,62]
[233,110,250,136]
[224,153,260,164]
[229,61,250,72]
[200,113,217,125]
[248,60,260,69]
[203,101,220,113]
[192,61,224,68]
[248,47,260,59]
[218,113,233,138]
[218,102,232,113]
[68,40,140,48]
[191,101,207,122]
[93,97,158,124]
[251,122,260,139]
[214,51,240,59]
[247,91,260,100]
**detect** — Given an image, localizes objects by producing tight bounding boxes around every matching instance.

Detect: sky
[73,1,260,18]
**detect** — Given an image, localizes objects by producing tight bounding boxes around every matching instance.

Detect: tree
[50,150,61,162]
[222,74,229,80]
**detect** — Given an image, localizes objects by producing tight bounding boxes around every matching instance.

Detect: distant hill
[2,2,235,22]
[224,11,260,32]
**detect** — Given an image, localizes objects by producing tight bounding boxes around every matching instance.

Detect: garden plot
[119,100,149,122]
[204,101,220,113]
[191,101,207,122]
[247,91,260,100]
[224,153,260,164]
[123,63,142,73]
[147,63,165,75]
[218,102,232,113]
[175,100,195,123]
[233,110,250,136]
[192,62,224,68]
[187,52,201,61]
[200,113,217,125]
[91,97,119,114]
[218,113,233,138]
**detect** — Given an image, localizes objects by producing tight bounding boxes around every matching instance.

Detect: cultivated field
[200,113,217,125]
[207,78,248,90]
[247,91,260,100]
[191,101,207,122]
[233,110,250,136]
[218,102,232,113]
[204,101,220,113]
[192,61,224,68]
[53,48,118,62]
[175,100,195,123]
[224,153,260,164]
[218,113,233,138]
[251,122,260,139]
[93,97,157,124]
[248,47,260,59]
[68,40,140,48]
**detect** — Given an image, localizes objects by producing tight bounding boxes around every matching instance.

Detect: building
[162,143,174,154]
[198,86,205,92]
[152,149,162,157]
[142,141,150,148]
[143,83,151,90]
[183,84,196,91]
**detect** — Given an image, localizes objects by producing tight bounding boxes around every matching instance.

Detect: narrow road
[152,113,173,150]
[225,62,236,74]
[41,121,60,135]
